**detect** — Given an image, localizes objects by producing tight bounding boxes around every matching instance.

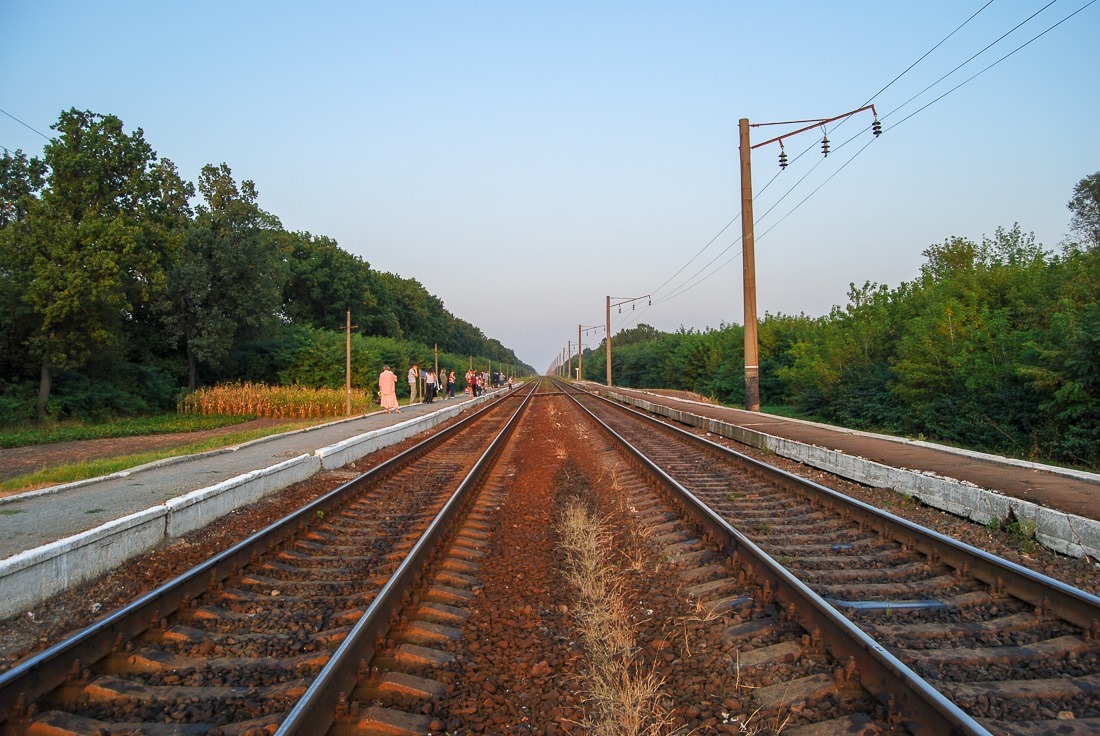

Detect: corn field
[178,382,375,419]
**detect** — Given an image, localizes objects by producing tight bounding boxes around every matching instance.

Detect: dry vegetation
[557,497,671,735]
[178,382,374,418]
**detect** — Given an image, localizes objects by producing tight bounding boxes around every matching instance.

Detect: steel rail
[558,380,988,736]
[276,382,535,734]
[575,382,1100,633]
[0,385,529,727]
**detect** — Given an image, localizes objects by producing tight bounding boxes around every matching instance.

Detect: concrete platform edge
[318,401,471,469]
[0,506,168,618]
[166,454,321,539]
[0,397,495,620]
[611,392,1100,560]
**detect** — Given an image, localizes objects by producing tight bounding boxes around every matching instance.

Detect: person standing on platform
[425,369,437,404]
[407,364,419,405]
[447,370,456,398]
[379,365,400,414]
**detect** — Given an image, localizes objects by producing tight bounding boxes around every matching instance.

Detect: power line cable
[756,1,1009,232]
[0,108,51,142]
[653,237,740,305]
[728,0,1096,287]
[881,0,1060,124]
[612,0,1092,334]
[651,0,1094,307]
[860,0,998,109]
[756,137,878,245]
[649,215,737,297]
[886,0,1095,131]
[644,3,1001,310]
[649,167,784,302]
[755,0,1065,238]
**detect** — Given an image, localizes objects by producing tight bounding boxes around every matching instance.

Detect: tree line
[583,173,1100,469]
[0,109,531,423]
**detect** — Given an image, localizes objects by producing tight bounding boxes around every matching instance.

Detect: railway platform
[0,390,511,619]
[600,385,1100,556]
[0,394,489,562]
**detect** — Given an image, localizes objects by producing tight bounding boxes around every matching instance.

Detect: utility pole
[346,311,352,416]
[739,104,880,412]
[578,324,599,383]
[739,119,760,413]
[567,341,572,381]
[605,296,611,386]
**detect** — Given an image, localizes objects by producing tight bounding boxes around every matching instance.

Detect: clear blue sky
[3,1,1097,372]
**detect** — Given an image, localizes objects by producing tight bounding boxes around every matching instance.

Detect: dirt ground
[0,418,303,483]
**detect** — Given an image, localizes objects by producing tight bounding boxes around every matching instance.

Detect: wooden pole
[605,295,612,386]
[739,118,760,412]
[345,310,352,416]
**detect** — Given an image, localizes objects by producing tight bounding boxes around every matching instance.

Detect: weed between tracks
[557,496,672,736]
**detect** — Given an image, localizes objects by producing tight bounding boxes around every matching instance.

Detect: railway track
[4,378,1097,734]
[0,384,534,735]
[559,380,1100,736]
[340,382,898,734]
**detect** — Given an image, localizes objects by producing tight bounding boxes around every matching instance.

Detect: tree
[3,110,191,420]
[281,231,377,330]
[0,151,47,414]
[163,164,285,389]
[1067,172,1100,251]
[0,149,45,228]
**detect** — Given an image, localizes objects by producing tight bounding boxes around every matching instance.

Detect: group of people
[377,363,463,414]
[462,369,514,396]
[421,367,454,404]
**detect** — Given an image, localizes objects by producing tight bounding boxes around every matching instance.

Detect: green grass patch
[0,414,257,449]
[0,419,327,497]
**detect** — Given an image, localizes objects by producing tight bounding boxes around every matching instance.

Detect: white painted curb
[0,506,168,617]
[166,455,321,539]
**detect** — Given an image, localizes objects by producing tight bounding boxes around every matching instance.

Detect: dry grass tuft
[557,498,671,736]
